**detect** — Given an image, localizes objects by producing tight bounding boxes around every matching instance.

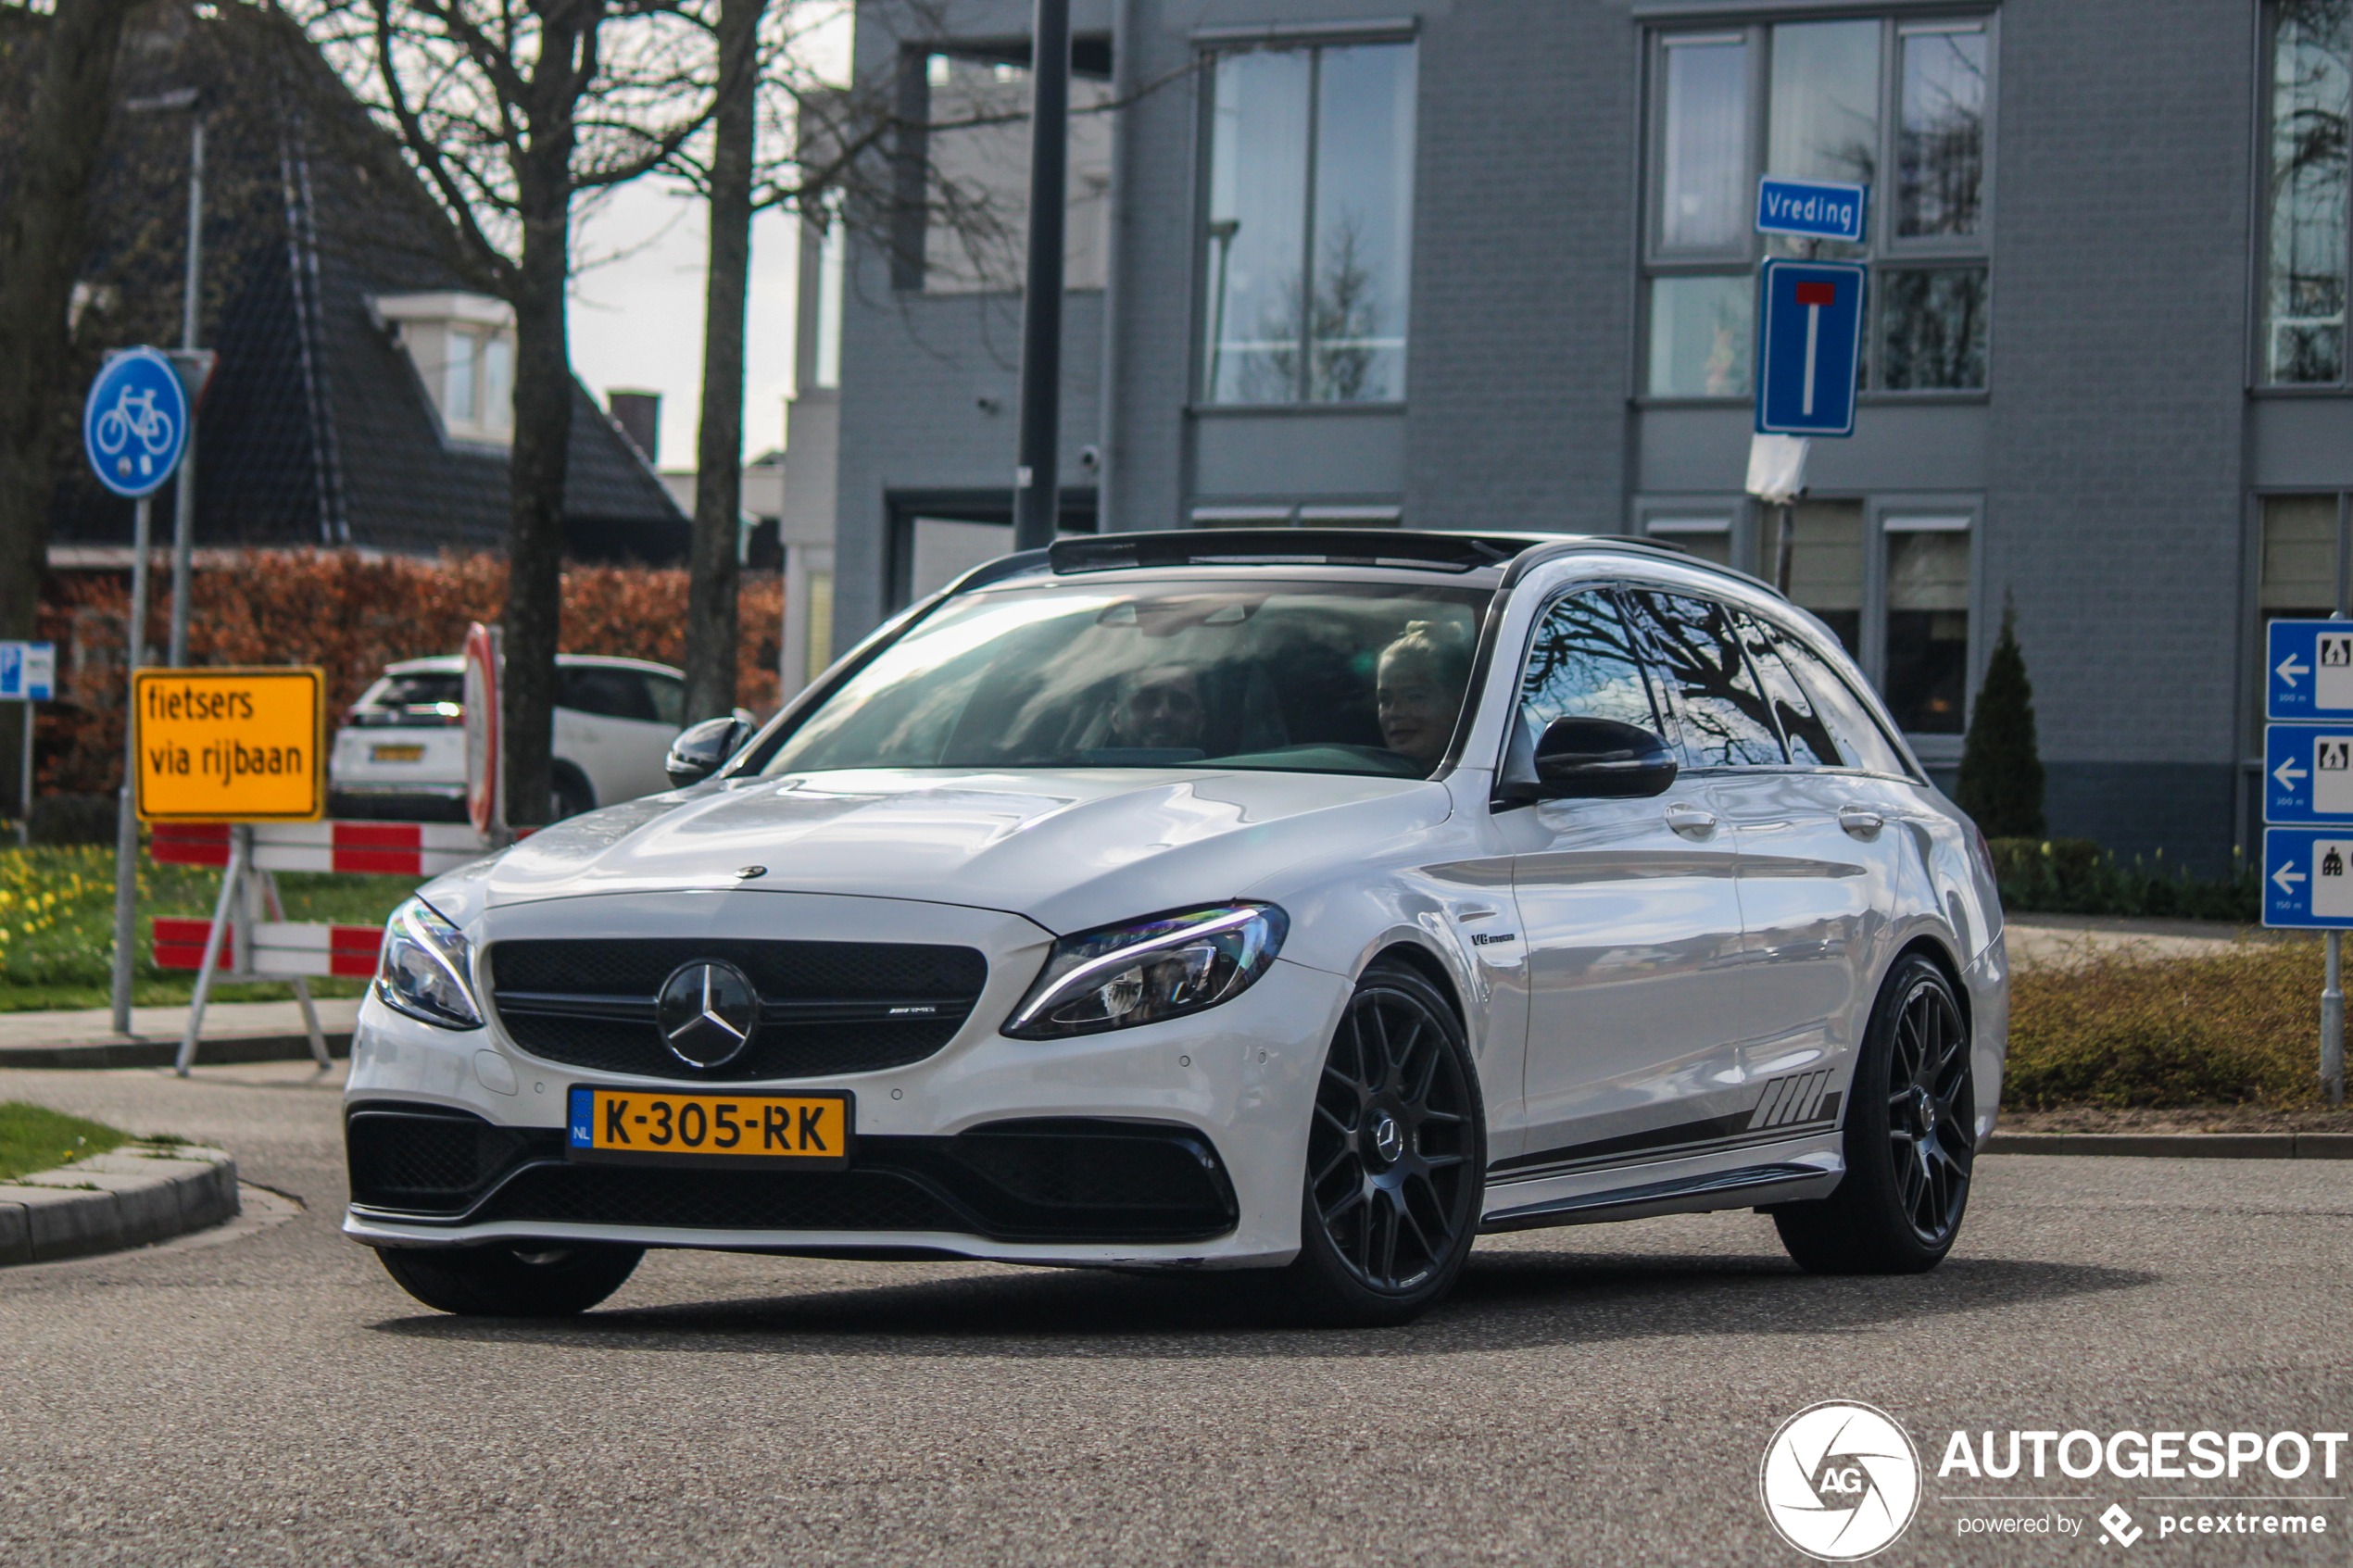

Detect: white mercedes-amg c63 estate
[345,530,2008,1325]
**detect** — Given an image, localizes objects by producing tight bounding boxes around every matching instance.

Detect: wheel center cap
[1368,1110,1404,1165]
[1914,1088,1937,1134]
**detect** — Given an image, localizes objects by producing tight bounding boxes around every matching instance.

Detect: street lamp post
[125,87,205,668]
[1012,0,1071,554]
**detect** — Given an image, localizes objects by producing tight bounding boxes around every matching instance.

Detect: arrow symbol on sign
[2281,653,2312,687]
[2275,861,2309,896]
[2277,756,2309,788]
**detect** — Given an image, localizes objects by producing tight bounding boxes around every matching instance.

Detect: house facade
[806,0,2353,870]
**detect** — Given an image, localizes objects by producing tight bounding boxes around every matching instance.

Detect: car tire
[1277,961,1486,1327]
[549,768,595,822]
[1774,952,1976,1275]
[376,1242,643,1317]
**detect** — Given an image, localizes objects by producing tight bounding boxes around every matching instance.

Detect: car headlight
[1002,904,1288,1040]
[374,897,484,1030]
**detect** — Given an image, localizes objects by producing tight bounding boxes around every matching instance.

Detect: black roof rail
[939,530,1782,598]
[1048,529,1531,575]
[944,548,1053,594]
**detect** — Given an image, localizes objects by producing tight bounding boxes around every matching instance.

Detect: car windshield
[761,580,1491,779]
[351,672,462,729]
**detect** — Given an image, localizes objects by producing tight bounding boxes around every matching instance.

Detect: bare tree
[298,0,712,822]
[0,0,141,819]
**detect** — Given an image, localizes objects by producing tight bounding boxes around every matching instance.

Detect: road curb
[0,1033,351,1072]
[0,1145,240,1263]
[1983,1132,2353,1160]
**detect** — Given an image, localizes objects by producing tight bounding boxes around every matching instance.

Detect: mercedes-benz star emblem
[655,960,760,1070]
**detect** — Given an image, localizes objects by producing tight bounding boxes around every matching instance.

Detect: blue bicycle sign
[83,346,190,498]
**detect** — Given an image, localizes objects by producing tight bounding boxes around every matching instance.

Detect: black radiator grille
[347,1110,1239,1245]
[486,937,988,1081]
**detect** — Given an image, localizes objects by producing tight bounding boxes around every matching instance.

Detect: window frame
[2255,0,2353,392]
[1637,11,1997,403]
[1188,27,1421,410]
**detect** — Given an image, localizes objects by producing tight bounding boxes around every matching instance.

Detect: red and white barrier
[150,820,489,878]
[153,917,384,978]
[153,818,504,1074]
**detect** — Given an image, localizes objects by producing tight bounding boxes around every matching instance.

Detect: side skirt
[1478,1160,1840,1235]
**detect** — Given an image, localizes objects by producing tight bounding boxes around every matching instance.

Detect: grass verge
[2007,938,2332,1109]
[0,845,417,1012]
[0,1100,132,1183]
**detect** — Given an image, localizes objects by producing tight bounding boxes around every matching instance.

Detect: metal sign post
[2263,583,2353,1103]
[85,348,193,1034]
[1745,182,1865,574]
[0,642,55,848]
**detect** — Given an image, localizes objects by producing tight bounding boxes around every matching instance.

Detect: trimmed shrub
[1957,602,2045,838]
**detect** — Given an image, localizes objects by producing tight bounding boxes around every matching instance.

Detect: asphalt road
[3,1062,2349,1567]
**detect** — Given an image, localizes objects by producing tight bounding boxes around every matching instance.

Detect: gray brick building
[794,0,2353,870]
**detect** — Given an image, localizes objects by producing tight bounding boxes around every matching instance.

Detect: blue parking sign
[2264,825,2353,928]
[1755,259,1866,438]
[2266,618,2353,721]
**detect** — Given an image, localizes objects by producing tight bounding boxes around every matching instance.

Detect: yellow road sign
[133,667,326,822]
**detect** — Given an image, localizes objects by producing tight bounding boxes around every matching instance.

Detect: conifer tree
[1957,597,2045,838]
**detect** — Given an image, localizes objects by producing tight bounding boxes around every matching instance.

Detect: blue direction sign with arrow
[1755,258,1866,438]
[2266,723,2353,824]
[82,346,190,499]
[2267,618,2353,721]
[2265,826,2353,928]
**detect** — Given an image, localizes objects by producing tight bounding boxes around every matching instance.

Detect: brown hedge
[34,551,784,795]
[2005,940,2331,1109]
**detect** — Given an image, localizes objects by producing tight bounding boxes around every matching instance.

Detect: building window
[812,205,845,390]
[900,50,1114,295]
[1881,515,1971,734]
[1642,514,1733,568]
[1643,16,1992,399]
[1199,39,1416,406]
[2263,2,2352,384]
[373,292,517,445]
[1753,498,1973,738]
[2263,494,2343,618]
[1772,499,1868,656]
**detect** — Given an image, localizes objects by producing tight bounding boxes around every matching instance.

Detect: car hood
[467,768,1448,934]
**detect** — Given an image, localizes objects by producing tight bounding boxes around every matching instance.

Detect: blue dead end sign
[82,346,190,499]
[1755,258,1867,438]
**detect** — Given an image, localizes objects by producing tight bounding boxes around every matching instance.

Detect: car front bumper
[341,889,1350,1269]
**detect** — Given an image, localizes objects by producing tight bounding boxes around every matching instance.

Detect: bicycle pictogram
[94,384,176,459]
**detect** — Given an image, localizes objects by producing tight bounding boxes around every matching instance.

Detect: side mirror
[664,716,753,789]
[1526,716,1679,800]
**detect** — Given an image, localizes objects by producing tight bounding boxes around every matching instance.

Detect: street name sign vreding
[132,667,326,823]
[1755,176,1869,244]
[82,346,190,499]
[1755,258,1866,438]
[0,641,55,702]
[2267,618,2353,721]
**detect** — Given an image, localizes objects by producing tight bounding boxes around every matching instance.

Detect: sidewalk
[2003,913,2282,971]
[0,997,360,1070]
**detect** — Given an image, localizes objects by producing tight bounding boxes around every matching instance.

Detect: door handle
[1665,801,1718,839]
[1838,804,1886,839]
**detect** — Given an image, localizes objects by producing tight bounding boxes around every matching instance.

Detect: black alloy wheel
[377,1241,643,1316]
[1774,953,1975,1274]
[1283,962,1485,1324]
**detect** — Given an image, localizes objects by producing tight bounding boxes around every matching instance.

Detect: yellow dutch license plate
[371,744,425,763]
[566,1087,851,1170]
